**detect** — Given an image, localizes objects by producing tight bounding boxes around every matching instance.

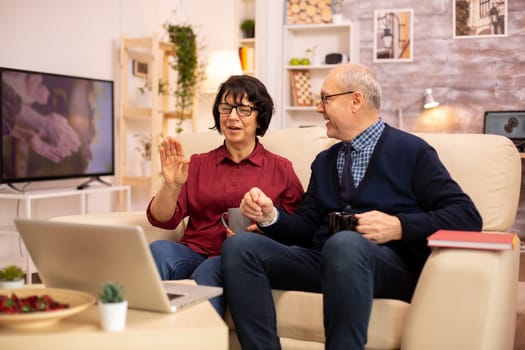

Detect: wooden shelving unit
[237,0,256,76]
[119,33,193,197]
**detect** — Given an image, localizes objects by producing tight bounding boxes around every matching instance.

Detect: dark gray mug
[328,212,358,234]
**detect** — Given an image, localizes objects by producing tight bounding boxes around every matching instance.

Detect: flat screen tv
[1,66,115,190]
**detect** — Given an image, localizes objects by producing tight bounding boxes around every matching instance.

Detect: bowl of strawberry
[0,288,95,329]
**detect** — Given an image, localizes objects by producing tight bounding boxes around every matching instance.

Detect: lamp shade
[423,88,439,109]
[201,49,243,93]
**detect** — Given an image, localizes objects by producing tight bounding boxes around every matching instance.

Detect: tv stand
[6,183,26,193]
[76,176,112,190]
[0,185,131,284]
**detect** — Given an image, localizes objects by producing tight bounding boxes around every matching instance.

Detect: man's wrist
[258,207,279,227]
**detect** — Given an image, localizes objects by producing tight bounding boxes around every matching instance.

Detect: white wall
[0,0,238,262]
[0,0,123,222]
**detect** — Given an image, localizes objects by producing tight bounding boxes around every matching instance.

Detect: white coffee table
[0,285,227,350]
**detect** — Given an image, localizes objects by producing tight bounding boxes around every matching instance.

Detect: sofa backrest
[176,127,521,233]
[416,133,521,232]
[260,127,337,189]
[176,127,336,190]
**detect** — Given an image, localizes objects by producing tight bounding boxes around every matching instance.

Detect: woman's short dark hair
[211,75,274,136]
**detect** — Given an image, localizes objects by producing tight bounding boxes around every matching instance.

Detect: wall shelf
[282,22,360,128]
[119,34,188,197]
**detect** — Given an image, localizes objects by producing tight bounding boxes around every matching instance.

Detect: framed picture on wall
[289,70,313,107]
[453,0,507,38]
[373,9,413,63]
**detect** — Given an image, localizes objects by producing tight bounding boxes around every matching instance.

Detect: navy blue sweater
[265,125,482,274]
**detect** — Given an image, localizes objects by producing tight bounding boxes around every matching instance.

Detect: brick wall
[344,0,525,235]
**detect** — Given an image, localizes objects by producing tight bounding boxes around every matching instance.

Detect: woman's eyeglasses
[218,103,257,117]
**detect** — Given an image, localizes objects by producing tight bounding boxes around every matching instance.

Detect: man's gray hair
[338,64,382,111]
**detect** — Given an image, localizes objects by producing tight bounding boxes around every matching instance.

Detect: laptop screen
[484,110,525,140]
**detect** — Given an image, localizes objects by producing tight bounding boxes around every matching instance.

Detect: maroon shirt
[147,142,304,256]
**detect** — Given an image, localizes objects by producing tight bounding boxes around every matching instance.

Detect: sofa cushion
[225,289,409,350]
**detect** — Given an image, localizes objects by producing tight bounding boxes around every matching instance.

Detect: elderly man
[222,63,482,350]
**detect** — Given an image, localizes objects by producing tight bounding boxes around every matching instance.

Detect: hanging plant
[164,23,203,133]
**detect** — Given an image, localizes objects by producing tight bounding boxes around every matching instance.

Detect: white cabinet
[282,23,360,128]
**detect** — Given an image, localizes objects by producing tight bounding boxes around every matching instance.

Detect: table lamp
[201,49,243,94]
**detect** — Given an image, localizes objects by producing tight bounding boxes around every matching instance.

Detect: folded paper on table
[427,230,517,250]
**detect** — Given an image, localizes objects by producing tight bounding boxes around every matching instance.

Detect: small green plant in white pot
[98,281,127,332]
[0,265,25,290]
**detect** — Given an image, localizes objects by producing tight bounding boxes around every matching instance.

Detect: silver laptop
[14,218,222,313]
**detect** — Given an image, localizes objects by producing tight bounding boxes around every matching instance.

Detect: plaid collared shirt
[337,119,385,188]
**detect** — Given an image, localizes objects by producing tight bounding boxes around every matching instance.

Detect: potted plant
[240,19,255,38]
[332,0,345,23]
[0,265,25,290]
[98,281,127,332]
[164,22,204,134]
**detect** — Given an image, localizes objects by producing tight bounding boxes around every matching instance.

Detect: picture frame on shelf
[289,70,313,107]
[453,0,507,38]
[373,9,413,63]
[132,60,148,78]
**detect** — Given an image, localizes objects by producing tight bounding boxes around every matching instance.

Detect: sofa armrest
[402,242,519,350]
[50,211,184,244]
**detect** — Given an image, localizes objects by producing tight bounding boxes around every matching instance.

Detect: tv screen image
[1,67,114,187]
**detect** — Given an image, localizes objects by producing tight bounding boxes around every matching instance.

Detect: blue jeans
[149,240,225,316]
[222,231,417,350]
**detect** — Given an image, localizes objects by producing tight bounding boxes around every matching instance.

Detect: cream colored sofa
[53,127,522,350]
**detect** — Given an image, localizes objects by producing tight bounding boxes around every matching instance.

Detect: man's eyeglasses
[319,90,355,106]
[218,103,257,117]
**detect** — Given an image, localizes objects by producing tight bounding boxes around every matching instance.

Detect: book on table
[427,230,517,250]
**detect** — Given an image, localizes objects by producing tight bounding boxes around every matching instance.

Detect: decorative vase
[98,300,128,332]
[0,279,24,290]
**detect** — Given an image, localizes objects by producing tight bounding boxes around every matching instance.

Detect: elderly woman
[147,75,304,316]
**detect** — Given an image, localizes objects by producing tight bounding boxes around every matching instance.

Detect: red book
[427,230,517,250]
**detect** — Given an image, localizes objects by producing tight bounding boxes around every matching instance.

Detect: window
[480,0,490,17]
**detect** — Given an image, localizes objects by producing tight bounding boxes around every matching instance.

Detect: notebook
[14,218,222,313]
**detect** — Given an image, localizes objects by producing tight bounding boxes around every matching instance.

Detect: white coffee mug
[221,208,251,234]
